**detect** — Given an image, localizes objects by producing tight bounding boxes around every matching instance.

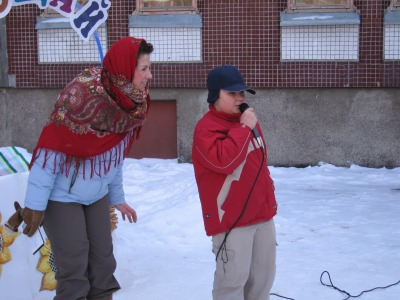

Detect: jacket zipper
[68,163,80,194]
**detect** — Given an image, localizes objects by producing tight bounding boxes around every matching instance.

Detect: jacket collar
[209,105,241,123]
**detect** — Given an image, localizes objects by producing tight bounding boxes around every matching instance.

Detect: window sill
[280,12,360,27]
[384,11,400,25]
[35,17,106,29]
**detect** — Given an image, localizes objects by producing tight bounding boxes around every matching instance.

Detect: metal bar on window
[295,0,348,5]
[388,0,400,11]
[137,0,197,14]
[288,0,354,11]
[143,0,193,8]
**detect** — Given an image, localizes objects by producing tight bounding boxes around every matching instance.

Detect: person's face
[132,54,152,92]
[214,89,246,114]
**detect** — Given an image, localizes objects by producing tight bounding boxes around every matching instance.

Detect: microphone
[239,103,264,149]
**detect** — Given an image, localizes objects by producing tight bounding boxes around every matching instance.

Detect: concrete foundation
[1,87,399,168]
[0,18,9,88]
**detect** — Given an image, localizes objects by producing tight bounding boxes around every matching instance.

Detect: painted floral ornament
[37,238,57,291]
[0,212,20,277]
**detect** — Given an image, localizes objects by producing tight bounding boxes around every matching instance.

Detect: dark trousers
[43,195,120,300]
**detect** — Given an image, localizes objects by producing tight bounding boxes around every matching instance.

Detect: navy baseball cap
[207,65,255,104]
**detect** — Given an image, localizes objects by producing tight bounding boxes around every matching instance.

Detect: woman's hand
[114,203,137,223]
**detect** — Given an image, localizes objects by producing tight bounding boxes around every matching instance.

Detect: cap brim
[222,84,256,94]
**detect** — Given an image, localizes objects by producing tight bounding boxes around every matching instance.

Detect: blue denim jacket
[24,148,125,211]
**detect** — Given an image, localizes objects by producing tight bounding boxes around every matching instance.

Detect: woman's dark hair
[138,41,154,60]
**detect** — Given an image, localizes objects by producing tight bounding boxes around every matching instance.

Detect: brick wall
[5,0,399,88]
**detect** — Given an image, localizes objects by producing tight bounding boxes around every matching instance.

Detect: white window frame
[41,0,89,17]
[136,0,198,15]
[287,0,356,13]
[389,0,400,11]
[41,7,61,17]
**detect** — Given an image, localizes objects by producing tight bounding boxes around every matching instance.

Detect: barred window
[36,0,107,64]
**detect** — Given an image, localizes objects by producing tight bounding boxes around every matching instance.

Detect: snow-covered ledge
[280,12,360,61]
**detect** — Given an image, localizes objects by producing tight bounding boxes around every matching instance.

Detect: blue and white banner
[0,0,111,41]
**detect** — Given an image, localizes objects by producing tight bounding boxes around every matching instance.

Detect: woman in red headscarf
[10,37,153,300]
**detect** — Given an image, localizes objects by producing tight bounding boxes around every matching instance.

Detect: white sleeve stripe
[195,132,252,169]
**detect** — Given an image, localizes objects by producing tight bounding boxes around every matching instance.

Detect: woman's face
[132,54,152,92]
[214,89,246,114]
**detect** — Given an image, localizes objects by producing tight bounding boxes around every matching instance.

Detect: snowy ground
[113,159,400,300]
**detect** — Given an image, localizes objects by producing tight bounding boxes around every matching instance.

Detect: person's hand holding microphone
[240,106,258,130]
[239,103,264,150]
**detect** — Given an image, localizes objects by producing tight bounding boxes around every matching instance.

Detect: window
[130,0,202,62]
[136,0,198,15]
[281,0,360,61]
[389,0,400,11]
[129,14,202,62]
[287,0,356,13]
[384,0,400,60]
[36,0,107,64]
[42,0,89,17]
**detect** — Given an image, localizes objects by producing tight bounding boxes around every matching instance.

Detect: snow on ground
[113,159,400,300]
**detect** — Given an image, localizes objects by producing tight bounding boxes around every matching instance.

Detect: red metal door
[128,100,177,159]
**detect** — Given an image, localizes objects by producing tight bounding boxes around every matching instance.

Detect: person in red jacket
[192,65,277,300]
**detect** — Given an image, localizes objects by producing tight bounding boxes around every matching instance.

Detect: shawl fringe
[29,130,136,179]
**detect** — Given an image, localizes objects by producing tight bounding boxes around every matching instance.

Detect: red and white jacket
[192,105,277,236]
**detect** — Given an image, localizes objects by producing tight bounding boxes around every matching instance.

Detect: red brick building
[1,0,400,167]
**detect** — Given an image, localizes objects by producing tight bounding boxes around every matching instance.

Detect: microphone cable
[270,293,295,300]
[319,271,400,300]
[211,139,400,299]
[269,271,400,300]
[215,142,265,262]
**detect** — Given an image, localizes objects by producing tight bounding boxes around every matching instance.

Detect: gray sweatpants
[43,195,120,300]
[212,219,276,300]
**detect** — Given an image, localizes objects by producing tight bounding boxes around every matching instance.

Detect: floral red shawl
[30,37,150,178]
